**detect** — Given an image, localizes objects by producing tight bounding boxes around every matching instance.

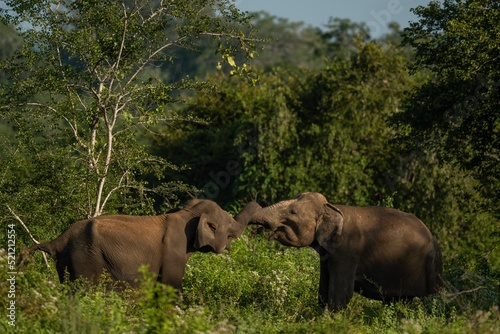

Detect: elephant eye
[208,222,217,232]
[290,208,298,215]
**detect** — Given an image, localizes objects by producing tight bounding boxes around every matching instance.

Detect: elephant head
[185,199,239,253]
[250,192,344,249]
[188,199,257,253]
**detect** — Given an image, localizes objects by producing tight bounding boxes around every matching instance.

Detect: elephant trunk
[231,201,262,237]
[249,199,296,229]
[229,218,247,238]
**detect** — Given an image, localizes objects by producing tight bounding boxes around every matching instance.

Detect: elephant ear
[194,213,218,251]
[316,203,344,251]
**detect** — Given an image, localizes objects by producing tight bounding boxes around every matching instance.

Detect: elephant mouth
[252,219,283,231]
[249,217,272,229]
[250,220,286,241]
[267,228,283,241]
[252,220,271,228]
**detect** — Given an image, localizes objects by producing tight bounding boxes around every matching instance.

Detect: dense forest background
[0,0,498,332]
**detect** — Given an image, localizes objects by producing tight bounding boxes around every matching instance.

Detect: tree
[155,41,415,205]
[270,41,412,205]
[395,0,500,215]
[0,23,22,61]
[321,18,370,60]
[153,34,499,270]
[244,12,327,70]
[0,0,257,220]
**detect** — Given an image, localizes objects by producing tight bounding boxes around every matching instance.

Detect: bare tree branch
[100,170,130,211]
[6,205,50,268]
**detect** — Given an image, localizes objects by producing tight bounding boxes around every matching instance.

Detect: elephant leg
[160,256,186,290]
[318,259,329,308]
[327,256,357,311]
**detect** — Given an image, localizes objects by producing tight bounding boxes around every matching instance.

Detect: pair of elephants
[26,192,443,311]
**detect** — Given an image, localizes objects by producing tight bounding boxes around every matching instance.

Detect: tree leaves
[0,0,258,218]
[398,0,500,216]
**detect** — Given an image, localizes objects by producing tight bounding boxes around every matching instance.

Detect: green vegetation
[0,0,258,219]
[1,0,498,332]
[2,235,498,333]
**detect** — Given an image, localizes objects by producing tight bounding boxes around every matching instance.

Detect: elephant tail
[426,237,444,295]
[17,242,56,268]
[29,242,56,257]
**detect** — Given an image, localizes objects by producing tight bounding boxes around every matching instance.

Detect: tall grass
[1,233,498,333]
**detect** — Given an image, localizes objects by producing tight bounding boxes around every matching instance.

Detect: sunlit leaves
[398,0,500,216]
[0,0,258,217]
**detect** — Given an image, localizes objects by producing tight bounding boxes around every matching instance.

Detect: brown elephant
[250,192,443,311]
[26,199,256,290]
[233,200,262,227]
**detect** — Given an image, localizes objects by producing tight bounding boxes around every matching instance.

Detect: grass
[1,233,499,333]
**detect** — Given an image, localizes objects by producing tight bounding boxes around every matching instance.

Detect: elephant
[250,192,443,311]
[26,199,254,290]
[233,200,262,227]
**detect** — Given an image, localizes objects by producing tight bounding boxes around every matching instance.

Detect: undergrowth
[1,233,498,333]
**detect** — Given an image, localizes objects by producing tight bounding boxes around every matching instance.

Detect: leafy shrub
[1,227,499,333]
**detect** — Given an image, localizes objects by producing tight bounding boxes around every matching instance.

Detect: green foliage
[0,23,22,65]
[244,12,327,70]
[0,0,257,245]
[3,233,498,333]
[396,0,500,217]
[183,234,320,318]
[321,18,371,60]
[156,40,414,205]
[0,0,498,332]
[136,266,178,333]
[280,41,411,205]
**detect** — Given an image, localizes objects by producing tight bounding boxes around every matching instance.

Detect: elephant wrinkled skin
[250,192,443,311]
[27,199,251,290]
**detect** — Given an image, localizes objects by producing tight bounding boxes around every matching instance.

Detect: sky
[236,0,437,36]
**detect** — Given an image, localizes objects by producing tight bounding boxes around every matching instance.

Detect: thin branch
[107,1,129,97]
[5,205,50,268]
[441,284,488,302]
[24,102,59,113]
[447,286,486,297]
[93,111,116,216]
[99,170,130,211]
[125,36,189,88]
[56,44,88,114]
[62,115,87,150]
[142,1,167,25]
[201,31,261,44]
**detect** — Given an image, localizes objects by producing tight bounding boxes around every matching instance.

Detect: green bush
[1,228,499,333]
